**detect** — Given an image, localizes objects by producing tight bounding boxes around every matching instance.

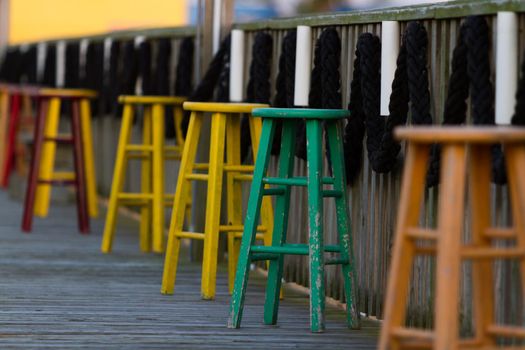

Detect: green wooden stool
[228,107,359,333]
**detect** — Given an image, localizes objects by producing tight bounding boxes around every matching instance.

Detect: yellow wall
[9,0,188,43]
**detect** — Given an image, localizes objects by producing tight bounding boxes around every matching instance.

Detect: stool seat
[395,125,525,143]
[38,88,97,99]
[252,107,350,119]
[183,101,268,113]
[119,95,186,105]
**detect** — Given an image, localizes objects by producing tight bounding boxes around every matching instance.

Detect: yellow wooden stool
[161,102,274,300]
[34,88,98,219]
[101,95,187,253]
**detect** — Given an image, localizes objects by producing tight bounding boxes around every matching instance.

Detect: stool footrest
[250,243,342,256]
[484,228,516,240]
[125,145,154,152]
[175,231,205,240]
[251,253,279,261]
[322,190,343,198]
[219,225,267,233]
[461,247,525,259]
[390,327,433,341]
[263,187,286,196]
[224,165,254,172]
[45,135,73,144]
[262,176,335,187]
[486,325,525,338]
[38,179,76,186]
[233,174,253,182]
[186,174,209,181]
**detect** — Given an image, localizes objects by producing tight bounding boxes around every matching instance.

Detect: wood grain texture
[0,191,378,348]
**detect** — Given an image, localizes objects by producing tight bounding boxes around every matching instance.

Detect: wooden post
[0,0,9,53]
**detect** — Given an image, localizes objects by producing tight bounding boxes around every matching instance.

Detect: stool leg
[0,91,10,186]
[306,118,326,333]
[140,106,153,252]
[229,118,276,328]
[152,103,166,253]
[434,144,466,350]
[174,105,192,224]
[504,145,525,305]
[263,119,297,325]
[469,145,495,346]
[34,97,60,217]
[249,116,275,253]
[2,93,20,187]
[201,111,227,300]
[161,111,203,294]
[79,98,98,218]
[378,143,430,350]
[101,105,134,252]
[22,99,48,232]
[226,114,243,294]
[326,120,360,329]
[71,100,89,233]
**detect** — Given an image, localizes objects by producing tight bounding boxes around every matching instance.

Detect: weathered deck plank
[0,192,378,348]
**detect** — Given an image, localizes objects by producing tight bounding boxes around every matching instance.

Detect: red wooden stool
[0,85,39,188]
[22,88,97,233]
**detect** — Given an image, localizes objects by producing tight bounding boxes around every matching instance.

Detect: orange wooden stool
[379,126,525,349]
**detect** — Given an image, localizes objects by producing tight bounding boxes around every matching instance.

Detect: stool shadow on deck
[0,191,378,348]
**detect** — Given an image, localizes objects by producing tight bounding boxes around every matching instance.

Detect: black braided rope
[427,16,504,186]
[272,30,296,155]
[42,44,57,87]
[138,40,153,96]
[295,27,342,160]
[344,22,432,184]
[65,42,80,88]
[241,32,273,162]
[181,34,231,135]
[512,49,525,126]
[103,40,121,115]
[174,37,194,97]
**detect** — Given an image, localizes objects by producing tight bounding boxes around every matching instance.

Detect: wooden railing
[234,0,525,330]
[3,0,525,330]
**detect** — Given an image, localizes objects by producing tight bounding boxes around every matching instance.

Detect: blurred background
[5,0,451,44]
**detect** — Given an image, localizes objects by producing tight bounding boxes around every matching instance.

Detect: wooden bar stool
[161,102,274,300]
[379,126,525,349]
[22,88,98,233]
[0,85,40,188]
[101,95,186,254]
[228,108,359,333]
[32,88,99,219]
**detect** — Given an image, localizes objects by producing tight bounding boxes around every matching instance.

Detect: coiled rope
[426,16,503,186]
[241,32,273,162]
[181,34,231,135]
[344,21,432,184]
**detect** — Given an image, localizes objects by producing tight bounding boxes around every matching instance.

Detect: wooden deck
[0,191,379,348]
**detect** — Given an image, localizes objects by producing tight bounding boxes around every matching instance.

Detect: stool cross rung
[175,231,205,240]
[125,145,154,152]
[484,228,516,240]
[486,325,525,338]
[219,225,267,233]
[390,327,434,341]
[44,135,74,144]
[461,247,525,259]
[186,173,209,181]
[250,243,342,256]
[38,179,76,186]
[262,176,335,187]
[224,165,255,172]
[405,228,438,240]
